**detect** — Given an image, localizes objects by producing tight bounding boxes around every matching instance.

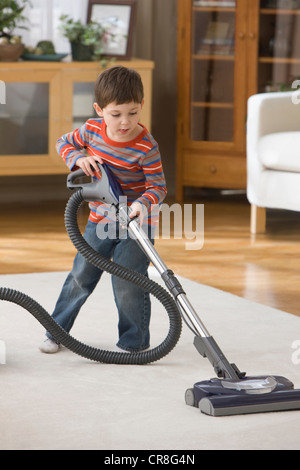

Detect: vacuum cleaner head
[185,375,300,416]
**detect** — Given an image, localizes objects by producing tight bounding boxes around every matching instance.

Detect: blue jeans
[47,220,153,351]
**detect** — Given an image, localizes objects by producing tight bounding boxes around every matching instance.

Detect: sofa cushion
[258,132,300,172]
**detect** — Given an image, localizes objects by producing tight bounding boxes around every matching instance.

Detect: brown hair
[94,66,144,109]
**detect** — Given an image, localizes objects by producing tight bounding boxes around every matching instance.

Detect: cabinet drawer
[183,153,246,189]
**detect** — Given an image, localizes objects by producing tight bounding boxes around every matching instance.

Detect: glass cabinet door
[258,0,300,92]
[191,1,237,143]
[0,68,65,175]
[73,82,97,130]
[0,83,49,156]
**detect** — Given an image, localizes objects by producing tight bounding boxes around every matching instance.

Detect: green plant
[59,14,110,60]
[0,0,30,43]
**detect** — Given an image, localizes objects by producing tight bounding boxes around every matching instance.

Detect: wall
[0,0,178,203]
[136,0,178,197]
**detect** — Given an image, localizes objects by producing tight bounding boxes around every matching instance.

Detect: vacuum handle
[67,167,91,190]
[66,163,122,205]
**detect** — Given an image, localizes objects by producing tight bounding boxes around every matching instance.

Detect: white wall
[17,0,89,53]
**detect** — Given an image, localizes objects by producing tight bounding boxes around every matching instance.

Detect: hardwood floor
[1,193,300,317]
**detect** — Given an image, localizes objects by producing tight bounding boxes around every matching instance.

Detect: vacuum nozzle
[186,375,300,416]
[199,388,300,417]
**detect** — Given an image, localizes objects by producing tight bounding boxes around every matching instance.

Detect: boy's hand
[129,201,147,226]
[76,155,103,177]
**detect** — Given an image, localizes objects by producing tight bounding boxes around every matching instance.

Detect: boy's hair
[94,66,144,109]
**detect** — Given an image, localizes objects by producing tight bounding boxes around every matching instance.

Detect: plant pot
[0,43,24,61]
[71,42,94,61]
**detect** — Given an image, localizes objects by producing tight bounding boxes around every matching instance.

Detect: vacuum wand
[122,207,243,381]
[121,202,242,380]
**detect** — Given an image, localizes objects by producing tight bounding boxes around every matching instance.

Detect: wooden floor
[1,193,300,317]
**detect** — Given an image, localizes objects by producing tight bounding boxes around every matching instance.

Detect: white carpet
[0,268,300,450]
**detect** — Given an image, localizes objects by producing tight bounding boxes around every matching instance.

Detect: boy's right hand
[76,155,103,177]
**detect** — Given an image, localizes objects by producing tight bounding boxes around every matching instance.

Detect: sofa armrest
[246,91,300,206]
[247,91,300,139]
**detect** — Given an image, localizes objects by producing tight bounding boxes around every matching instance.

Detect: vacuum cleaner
[1,163,300,417]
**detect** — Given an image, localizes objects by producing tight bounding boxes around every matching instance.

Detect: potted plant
[0,0,29,61]
[59,15,110,62]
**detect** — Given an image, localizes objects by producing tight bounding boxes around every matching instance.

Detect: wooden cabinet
[176,0,300,199]
[0,59,154,175]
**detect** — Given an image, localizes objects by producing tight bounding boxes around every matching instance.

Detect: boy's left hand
[129,201,147,226]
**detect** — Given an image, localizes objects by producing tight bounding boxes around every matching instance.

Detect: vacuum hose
[0,189,182,365]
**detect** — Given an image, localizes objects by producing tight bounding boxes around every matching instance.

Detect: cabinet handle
[238,32,245,39]
[249,32,256,40]
[210,165,217,174]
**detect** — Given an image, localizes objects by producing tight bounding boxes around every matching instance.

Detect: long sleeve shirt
[56,118,167,225]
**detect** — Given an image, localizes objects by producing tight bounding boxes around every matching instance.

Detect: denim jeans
[47,220,154,352]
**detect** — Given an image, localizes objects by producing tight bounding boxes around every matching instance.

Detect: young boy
[39,66,167,354]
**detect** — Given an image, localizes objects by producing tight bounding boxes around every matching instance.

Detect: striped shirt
[56,118,167,225]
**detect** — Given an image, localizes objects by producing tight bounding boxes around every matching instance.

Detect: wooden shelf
[259,57,300,64]
[260,8,300,14]
[192,54,235,60]
[192,102,234,108]
[193,7,236,12]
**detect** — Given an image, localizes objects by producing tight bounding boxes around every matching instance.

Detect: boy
[40,66,167,354]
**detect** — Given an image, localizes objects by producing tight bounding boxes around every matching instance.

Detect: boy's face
[93,101,143,142]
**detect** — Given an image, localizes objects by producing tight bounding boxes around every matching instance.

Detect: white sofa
[247,91,300,233]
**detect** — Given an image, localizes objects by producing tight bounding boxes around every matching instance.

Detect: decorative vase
[70,42,94,61]
[0,43,24,61]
